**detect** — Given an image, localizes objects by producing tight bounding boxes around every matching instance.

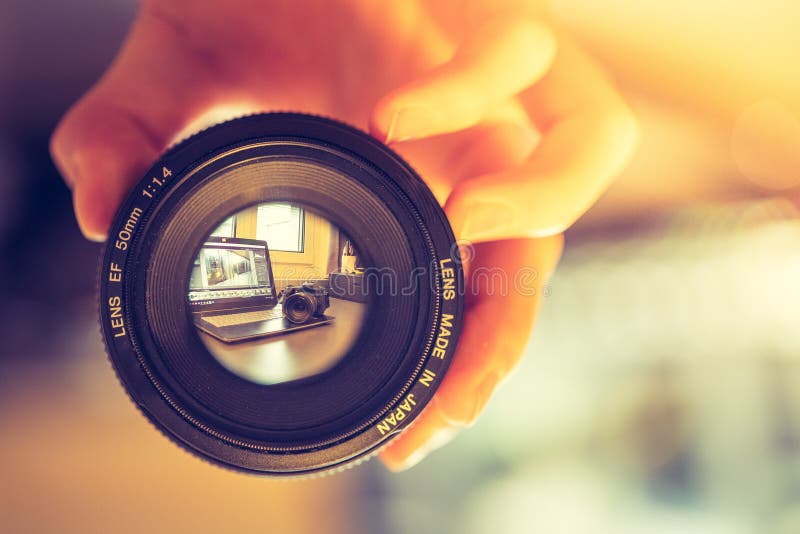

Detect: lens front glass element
[187,202,367,385]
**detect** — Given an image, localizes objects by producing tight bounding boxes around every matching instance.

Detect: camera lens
[283,293,313,324]
[100,113,463,475]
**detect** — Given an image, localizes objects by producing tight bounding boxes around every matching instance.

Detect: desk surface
[200,298,367,384]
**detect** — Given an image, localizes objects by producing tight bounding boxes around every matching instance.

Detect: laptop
[188,236,333,343]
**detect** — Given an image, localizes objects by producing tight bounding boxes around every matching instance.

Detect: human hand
[50,0,637,470]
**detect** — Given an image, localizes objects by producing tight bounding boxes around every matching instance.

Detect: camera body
[282,282,330,324]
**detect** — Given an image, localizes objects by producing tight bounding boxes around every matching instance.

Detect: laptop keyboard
[202,308,285,328]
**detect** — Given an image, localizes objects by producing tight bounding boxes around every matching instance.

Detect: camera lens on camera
[283,292,313,324]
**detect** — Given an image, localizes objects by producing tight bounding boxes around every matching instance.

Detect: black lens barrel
[99,113,463,475]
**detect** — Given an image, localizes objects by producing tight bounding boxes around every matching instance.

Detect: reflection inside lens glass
[187,202,367,385]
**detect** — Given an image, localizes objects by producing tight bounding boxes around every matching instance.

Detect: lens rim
[99,113,463,475]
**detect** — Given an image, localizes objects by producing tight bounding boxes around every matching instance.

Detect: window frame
[233,206,327,267]
[255,203,306,254]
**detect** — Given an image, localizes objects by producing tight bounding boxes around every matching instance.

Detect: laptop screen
[188,238,275,307]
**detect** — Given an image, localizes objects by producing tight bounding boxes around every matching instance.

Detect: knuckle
[511,18,556,53]
[48,122,69,165]
[595,94,640,155]
[49,102,92,182]
[609,100,640,151]
[485,14,552,46]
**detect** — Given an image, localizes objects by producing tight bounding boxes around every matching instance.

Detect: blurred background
[1,1,798,533]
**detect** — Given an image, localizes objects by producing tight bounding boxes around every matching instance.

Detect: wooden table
[200,297,367,384]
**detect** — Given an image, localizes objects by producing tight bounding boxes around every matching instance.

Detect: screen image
[189,245,273,296]
[203,248,256,288]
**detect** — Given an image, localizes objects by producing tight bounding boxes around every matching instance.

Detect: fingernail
[71,155,109,243]
[460,202,515,243]
[390,448,427,472]
[382,453,413,473]
[73,198,108,242]
[384,106,443,144]
[82,229,108,243]
[387,426,458,472]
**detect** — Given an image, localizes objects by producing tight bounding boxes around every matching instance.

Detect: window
[207,203,305,252]
[256,203,305,252]
[210,216,236,238]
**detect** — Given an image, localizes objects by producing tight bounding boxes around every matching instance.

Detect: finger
[379,396,460,472]
[380,236,563,471]
[49,6,234,240]
[445,39,639,244]
[369,16,556,143]
[389,117,539,205]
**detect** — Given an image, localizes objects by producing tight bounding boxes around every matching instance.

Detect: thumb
[50,8,227,241]
[369,16,555,144]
